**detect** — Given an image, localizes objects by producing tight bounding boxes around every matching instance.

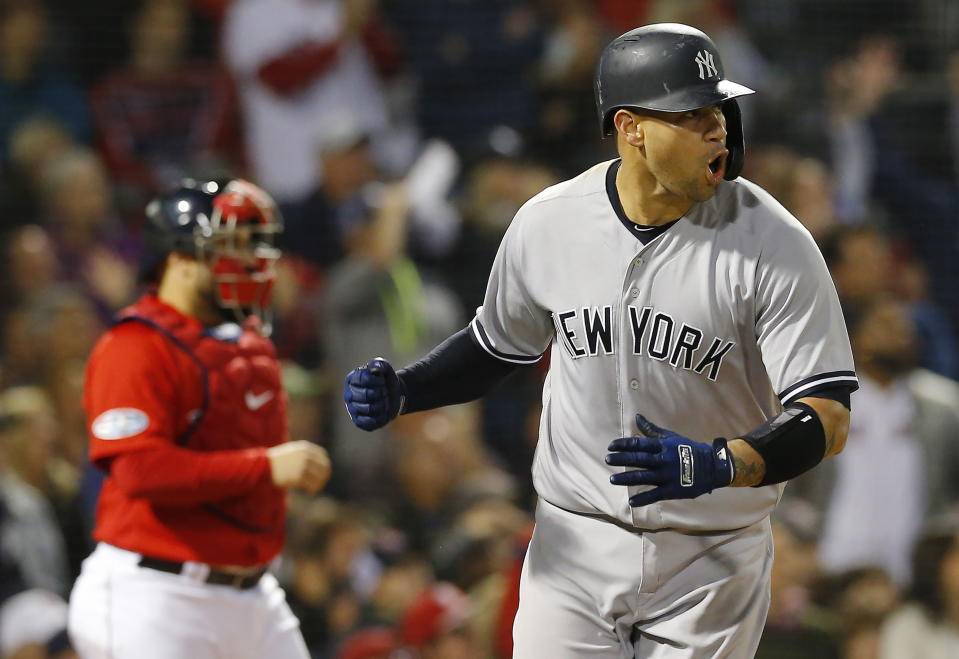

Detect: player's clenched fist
[267,441,331,493]
[343,357,406,431]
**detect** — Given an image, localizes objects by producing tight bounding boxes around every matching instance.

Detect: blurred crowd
[0,0,958,657]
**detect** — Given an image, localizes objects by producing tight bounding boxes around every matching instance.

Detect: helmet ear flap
[722,99,745,180]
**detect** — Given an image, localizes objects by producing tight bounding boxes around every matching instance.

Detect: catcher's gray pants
[513,498,772,658]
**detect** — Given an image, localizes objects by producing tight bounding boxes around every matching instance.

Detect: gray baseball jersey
[470,159,857,533]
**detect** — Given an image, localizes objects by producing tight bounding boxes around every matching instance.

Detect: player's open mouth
[706,151,728,184]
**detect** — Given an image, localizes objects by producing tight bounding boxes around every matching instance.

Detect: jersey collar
[605,159,680,246]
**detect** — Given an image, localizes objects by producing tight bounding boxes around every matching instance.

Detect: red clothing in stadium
[90,63,239,193]
[84,293,288,566]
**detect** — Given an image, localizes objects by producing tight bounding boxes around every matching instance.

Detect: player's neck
[157,266,223,327]
[616,158,694,227]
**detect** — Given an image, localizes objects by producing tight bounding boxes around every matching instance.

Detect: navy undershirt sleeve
[798,385,852,410]
[397,327,526,413]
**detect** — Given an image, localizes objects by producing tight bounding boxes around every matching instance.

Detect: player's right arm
[86,323,329,503]
[344,204,552,430]
[343,331,527,430]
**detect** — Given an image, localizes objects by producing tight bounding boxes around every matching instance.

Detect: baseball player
[68,179,331,659]
[344,24,858,658]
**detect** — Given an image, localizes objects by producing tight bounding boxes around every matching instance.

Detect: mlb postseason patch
[679,445,694,487]
[91,408,149,440]
[205,323,242,342]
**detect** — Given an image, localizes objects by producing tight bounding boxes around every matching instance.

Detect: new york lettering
[556,305,735,381]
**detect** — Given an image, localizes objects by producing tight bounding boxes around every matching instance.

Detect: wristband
[741,402,826,486]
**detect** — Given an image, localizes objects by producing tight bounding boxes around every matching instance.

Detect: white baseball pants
[68,543,309,659]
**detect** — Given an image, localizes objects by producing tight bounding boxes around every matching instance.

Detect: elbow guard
[741,402,826,486]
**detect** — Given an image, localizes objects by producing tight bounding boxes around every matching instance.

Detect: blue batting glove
[605,414,735,507]
[343,358,406,431]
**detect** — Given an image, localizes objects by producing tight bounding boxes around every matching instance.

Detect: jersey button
[629,379,639,390]
[635,258,644,266]
[630,288,639,298]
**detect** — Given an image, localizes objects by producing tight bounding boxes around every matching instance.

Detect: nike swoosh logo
[245,390,275,411]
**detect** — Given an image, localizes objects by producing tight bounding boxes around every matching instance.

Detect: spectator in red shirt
[67,178,331,658]
[90,0,238,208]
[398,582,480,659]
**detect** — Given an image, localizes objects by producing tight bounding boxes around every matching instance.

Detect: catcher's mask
[143,178,283,332]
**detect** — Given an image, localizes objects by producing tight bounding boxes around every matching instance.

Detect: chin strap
[721,99,745,180]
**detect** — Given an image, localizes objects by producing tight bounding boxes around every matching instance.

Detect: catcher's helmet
[594,23,755,180]
[142,178,283,328]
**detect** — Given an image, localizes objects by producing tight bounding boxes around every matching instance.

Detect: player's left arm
[607,392,851,506]
[729,214,857,488]
[726,395,850,487]
[608,218,858,505]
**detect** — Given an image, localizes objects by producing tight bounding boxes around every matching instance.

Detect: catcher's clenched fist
[267,441,331,493]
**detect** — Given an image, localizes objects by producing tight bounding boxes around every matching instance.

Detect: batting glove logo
[678,445,694,487]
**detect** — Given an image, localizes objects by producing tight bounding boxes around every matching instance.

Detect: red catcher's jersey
[85,294,288,565]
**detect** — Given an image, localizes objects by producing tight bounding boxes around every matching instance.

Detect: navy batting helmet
[594,23,755,180]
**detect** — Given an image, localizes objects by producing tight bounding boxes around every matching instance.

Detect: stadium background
[1,0,959,657]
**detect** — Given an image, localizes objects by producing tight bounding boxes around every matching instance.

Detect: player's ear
[614,110,644,148]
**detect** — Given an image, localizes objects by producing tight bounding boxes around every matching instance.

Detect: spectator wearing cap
[398,582,478,659]
[0,509,75,657]
[335,627,397,659]
[0,587,75,658]
[428,491,532,659]
[278,119,379,269]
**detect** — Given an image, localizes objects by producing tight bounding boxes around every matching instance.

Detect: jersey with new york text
[471,159,858,533]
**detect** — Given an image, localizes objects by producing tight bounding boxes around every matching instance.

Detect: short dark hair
[909,530,959,619]
[0,0,43,23]
[817,225,884,270]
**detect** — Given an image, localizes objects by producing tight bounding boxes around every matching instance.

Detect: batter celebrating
[69,179,331,658]
[345,24,857,658]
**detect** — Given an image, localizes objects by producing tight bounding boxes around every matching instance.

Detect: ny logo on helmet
[695,50,718,79]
